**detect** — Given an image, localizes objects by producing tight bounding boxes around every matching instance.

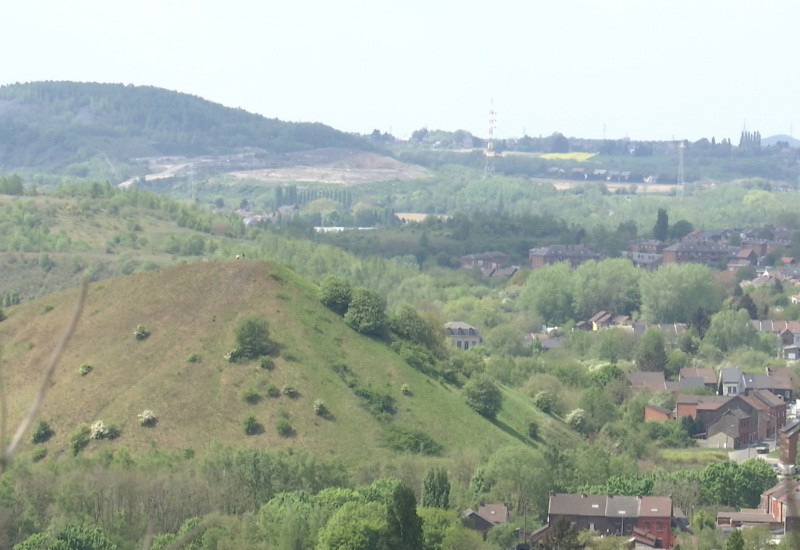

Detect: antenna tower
[484,100,496,178]
[677,142,685,195]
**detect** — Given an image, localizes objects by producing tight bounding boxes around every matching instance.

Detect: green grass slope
[0,260,555,465]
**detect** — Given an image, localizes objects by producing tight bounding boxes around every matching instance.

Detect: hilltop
[0,260,571,464]
[0,81,374,182]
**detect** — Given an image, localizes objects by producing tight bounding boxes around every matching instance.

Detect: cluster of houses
[460,226,800,276]
[463,495,676,549]
[641,366,790,452]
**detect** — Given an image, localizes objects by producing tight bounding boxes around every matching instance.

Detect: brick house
[661,239,730,266]
[463,503,509,538]
[529,244,600,269]
[547,493,673,548]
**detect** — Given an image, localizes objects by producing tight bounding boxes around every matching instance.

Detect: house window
[464,342,469,350]
[655,522,662,531]
[457,341,462,349]
[643,521,650,530]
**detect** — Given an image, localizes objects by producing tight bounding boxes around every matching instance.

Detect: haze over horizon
[4,1,799,143]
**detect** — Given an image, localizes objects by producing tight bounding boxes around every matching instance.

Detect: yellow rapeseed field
[540,152,598,162]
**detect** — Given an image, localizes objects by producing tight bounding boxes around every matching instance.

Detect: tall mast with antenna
[484,100,496,178]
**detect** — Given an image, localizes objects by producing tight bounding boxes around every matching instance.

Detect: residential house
[588,311,614,331]
[547,493,673,548]
[644,404,673,422]
[525,333,565,350]
[706,408,751,449]
[628,238,667,254]
[752,320,800,348]
[444,322,481,350]
[717,480,799,530]
[631,322,687,347]
[718,367,742,396]
[463,504,509,538]
[627,371,671,393]
[679,367,717,390]
[784,345,800,361]
[780,420,800,473]
[529,244,601,269]
[743,371,793,402]
[626,251,663,271]
[460,251,510,276]
[662,239,730,266]
[685,229,730,242]
[727,248,759,272]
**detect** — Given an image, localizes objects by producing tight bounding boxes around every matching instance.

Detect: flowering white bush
[91,420,109,440]
[138,409,156,427]
[313,399,327,416]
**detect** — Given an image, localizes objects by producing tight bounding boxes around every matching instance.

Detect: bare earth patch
[230,150,429,185]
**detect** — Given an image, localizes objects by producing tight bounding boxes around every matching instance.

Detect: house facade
[661,239,729,266]
[444,322,482,350]
[529,244,601,269]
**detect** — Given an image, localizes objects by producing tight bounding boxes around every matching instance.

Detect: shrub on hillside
[243,415,258,435]
[313,399,329,417]
[234,316,276,359]
[30,420,53,444]
[79,363,92,376]
[382,425,443,456]
[528,420,539,439]
[259,356,275,370]
[138,409,157,427]
[463,376,503,420]
[352,385,394,416]
[344,287,387,336]
[282,385,299,398]
[134,324,150,340]
[243,387,260,404]
[187,353,201,363]
[531,390,556,414]
[91,421,109,440]
[32,447,47,462]
[401,383,412,396]
[266,384,280,398]
[275,418,293,437]
[319,275,352,315]
[566,408,588,434]
[68,424,90,455]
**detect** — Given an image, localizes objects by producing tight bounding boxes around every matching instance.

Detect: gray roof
[742,372,775,390]
[605,495,640,518]
[549,493,607,516]
[719,367,741,384]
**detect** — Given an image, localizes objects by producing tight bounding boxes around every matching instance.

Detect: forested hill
[0,81,372,171]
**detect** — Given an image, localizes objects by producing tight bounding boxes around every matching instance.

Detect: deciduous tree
[421,467,451,509]
[463,376,503,420]
[345,287,387,336]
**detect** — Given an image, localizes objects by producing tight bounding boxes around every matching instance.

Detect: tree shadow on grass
[491,417,538,448]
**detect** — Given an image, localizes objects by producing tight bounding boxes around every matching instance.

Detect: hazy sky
[3,1,797,142]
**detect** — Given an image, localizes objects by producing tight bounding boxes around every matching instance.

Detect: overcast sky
[3,1,797,142]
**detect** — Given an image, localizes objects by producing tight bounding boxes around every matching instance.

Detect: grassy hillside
[0,260,570,465]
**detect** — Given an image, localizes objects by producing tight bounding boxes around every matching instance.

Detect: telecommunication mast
[484,100,496,178]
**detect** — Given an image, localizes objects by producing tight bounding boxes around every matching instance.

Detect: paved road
[728,441,777,464]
